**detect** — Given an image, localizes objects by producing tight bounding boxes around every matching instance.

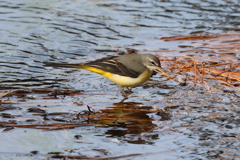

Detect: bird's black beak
[154,67,170,78]
[154,67,166,74]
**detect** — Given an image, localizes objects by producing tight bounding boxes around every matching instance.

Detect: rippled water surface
[1,0,240,88]
[0,0,240,159]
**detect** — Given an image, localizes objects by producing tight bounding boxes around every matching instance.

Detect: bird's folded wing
[85,56,140,78]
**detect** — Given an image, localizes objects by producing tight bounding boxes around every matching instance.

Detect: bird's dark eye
[150,61,155,65]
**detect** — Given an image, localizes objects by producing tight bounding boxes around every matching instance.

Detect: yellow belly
[106,69,152,87]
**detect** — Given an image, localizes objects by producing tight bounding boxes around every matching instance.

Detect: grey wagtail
[44,54,165,96]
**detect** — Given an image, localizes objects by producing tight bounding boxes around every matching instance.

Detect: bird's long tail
[43,62,84,69]
[43,62,111,78]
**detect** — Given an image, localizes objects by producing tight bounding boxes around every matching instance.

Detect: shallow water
[0,0,240,159]
[1,0,240,88]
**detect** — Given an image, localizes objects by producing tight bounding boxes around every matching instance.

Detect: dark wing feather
[84,56,140,78]
[115,62,140,78]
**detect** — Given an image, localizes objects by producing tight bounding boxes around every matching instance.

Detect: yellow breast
[108,69,152,87]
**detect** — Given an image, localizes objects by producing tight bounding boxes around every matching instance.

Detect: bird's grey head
[141,54,162,71]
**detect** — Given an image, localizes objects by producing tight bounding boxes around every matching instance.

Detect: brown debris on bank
[154,33,240,92]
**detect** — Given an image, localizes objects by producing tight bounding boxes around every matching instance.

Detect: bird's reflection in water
[87,102,171,144]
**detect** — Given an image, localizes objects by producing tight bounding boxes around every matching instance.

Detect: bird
[44,54,165,96]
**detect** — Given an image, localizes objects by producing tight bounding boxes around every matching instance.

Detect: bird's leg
[120,87,128,97]
[126,87,133,93]
[120,87,132,98]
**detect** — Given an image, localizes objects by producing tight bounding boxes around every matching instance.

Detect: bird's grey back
[116,54,147,74]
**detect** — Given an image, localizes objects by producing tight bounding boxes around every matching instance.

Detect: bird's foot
[119,96,128,103]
